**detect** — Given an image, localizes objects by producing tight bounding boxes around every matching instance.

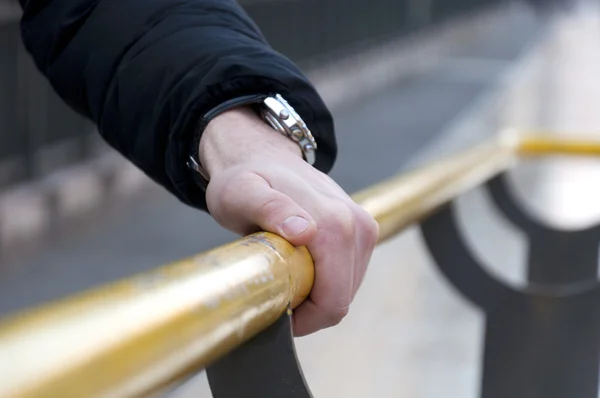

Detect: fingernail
[282,216,310,237]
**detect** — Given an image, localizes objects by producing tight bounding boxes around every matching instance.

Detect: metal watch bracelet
[187,94,318,189]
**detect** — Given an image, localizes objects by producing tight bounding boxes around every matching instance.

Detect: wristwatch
[187,93,318,189]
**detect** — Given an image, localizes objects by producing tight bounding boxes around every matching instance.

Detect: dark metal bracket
[206,310,313,398]
[420,173,600,398]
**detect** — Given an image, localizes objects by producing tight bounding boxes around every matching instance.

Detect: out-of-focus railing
[0,130,598,398]
[0,0,505,188]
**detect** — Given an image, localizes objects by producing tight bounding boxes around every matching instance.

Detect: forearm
[199,106,302,180]
[19,0,337,210]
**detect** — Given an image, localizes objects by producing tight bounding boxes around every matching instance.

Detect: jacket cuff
[166,76,336,212]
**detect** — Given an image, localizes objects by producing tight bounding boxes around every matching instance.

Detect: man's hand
[199,106,379,336]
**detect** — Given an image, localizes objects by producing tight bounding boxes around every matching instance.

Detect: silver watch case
[260,94,318,165]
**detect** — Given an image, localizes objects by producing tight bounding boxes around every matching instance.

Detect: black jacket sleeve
[18,0,337,211]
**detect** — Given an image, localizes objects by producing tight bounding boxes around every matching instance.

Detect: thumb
[210,173,318,247]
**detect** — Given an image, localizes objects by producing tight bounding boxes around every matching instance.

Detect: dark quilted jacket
[18,0,337,210]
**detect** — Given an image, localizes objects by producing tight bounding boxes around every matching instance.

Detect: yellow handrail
[519,133,600,157]
[0,131,598,398]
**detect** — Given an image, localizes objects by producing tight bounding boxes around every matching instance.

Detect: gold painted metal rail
[0,132,599,398]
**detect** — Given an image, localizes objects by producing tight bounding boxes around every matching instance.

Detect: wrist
[199,106,302,178]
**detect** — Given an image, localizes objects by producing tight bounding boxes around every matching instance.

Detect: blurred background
[0,0,566,188]
[1,0,599,397]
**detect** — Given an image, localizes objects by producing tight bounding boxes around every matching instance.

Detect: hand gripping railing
[0,131,599,398]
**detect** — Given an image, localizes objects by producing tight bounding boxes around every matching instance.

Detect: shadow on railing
[0,130,599,398]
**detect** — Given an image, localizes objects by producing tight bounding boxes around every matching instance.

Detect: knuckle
[355,207,380,245]
[253,194,288,224]
[325,305,350,327]
[256,194,287,220]
[324,203,355,239]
